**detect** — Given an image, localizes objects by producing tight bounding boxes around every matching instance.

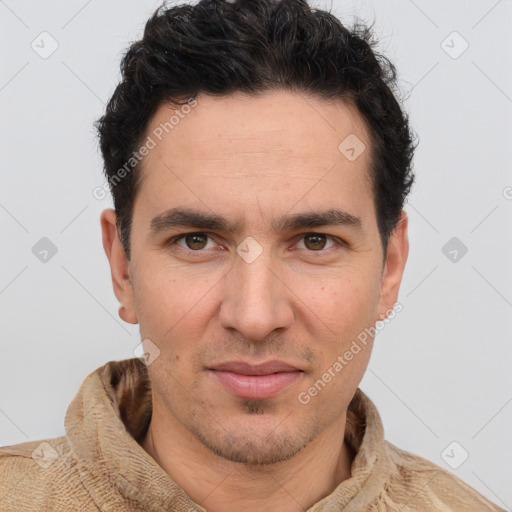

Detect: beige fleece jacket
[0,358,504,511]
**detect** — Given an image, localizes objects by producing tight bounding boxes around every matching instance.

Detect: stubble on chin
[185,401,321,467]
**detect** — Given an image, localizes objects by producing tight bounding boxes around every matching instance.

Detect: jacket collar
[65,358,390,511]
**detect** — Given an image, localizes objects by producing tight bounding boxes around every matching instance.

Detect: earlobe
[118,305,137,324]
[376,210,409,321]
[100,208,139,325]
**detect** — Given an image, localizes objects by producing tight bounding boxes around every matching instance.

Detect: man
[0,0,503,510]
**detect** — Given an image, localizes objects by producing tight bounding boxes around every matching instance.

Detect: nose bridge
[236,248,278,300]
[219,241,294,341]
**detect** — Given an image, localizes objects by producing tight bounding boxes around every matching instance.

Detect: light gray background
[1,0,511,508]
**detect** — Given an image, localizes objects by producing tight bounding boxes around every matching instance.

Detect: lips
[210,360,300,375]
[208,360,303,399]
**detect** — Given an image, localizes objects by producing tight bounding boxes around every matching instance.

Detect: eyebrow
[150,207,362,235]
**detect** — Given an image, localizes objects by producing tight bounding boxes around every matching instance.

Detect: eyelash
[166,232,346,256]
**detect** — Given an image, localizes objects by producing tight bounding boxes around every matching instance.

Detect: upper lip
[209,360,301,376]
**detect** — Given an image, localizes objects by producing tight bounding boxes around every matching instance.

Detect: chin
[190,415,319,466]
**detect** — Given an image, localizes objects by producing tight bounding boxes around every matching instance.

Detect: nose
[218,249,294,342]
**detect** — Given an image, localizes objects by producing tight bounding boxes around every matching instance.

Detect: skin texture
[100,90,409,512]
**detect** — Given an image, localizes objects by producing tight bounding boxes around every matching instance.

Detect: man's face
[102,90,408,465]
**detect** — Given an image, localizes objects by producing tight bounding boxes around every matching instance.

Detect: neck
[141,402,354,512]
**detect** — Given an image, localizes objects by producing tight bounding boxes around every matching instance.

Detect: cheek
[290,267,381,333]
[134,259,196,320]
[132,264,218,359]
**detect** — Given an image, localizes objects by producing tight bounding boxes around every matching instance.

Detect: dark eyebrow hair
[150,207,362,235]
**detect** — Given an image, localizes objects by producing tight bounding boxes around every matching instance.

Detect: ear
[376,210,409,320]
[100,208,138,324]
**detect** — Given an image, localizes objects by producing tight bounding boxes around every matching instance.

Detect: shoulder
[380,440,505,511]
[0,436,95,511]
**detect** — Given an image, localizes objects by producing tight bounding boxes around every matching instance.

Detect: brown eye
[303,233,328,250]
[183,233,208,250]
[167,232,221,255]
[296,233,340,253]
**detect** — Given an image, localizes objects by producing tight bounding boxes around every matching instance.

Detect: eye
[171,232,217,252]
[167,231,343,254]
[295,233,339,252]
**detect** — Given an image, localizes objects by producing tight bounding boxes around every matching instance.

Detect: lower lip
[210,370,302,399]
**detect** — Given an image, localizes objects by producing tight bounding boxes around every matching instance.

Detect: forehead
[134,90,375,227]
[145,90,369,156]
